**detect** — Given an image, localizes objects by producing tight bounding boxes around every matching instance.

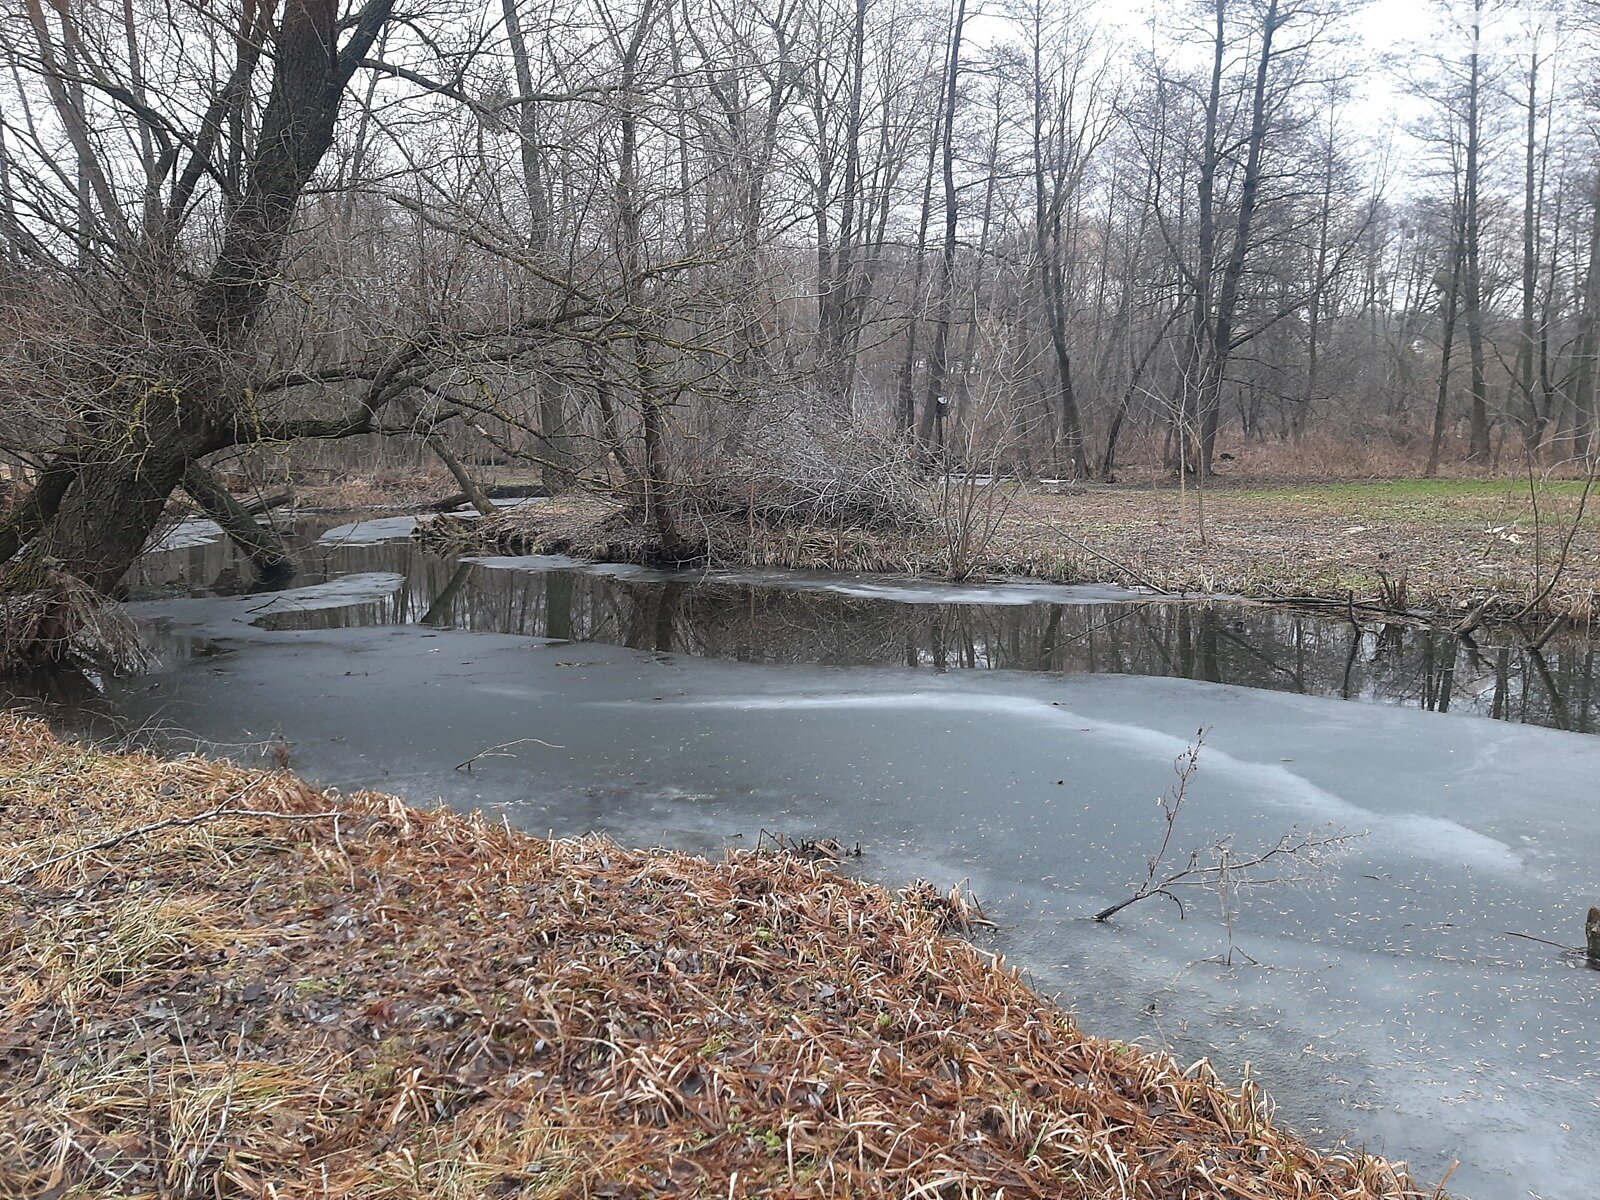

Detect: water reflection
[121,512,1600,734]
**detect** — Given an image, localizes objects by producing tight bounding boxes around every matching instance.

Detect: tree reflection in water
[118,521,1600,735]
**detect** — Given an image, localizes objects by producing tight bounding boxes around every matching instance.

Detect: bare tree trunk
[1427,211,1467,477]
[1464,0,1492,461]
[611,0,684,558]
[918,0,967,458]
[15,0,394,599]
[1516,47,1546,454]
[1572,174,1600,460]
[425,435,495,517]
[1300,93,1337,443]
[502,0,573,489]
[818,0,869,412]
[1032,41,1087,475]
[898,114,941,437]
[1198,0,1280,477]
[1175,5,1225,476]
[182,462,295,580]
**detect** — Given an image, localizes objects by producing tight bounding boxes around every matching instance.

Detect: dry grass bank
[434,479,1600,627]
[0,715,1433,1198]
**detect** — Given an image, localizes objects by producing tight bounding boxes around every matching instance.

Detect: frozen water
[144,518,224,551]
[82,515,1600,1199]
[316,515,427,545]
[467,553,1146,605]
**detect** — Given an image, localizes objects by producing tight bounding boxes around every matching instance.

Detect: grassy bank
[430,478,1600,628]
[0,715,1432,1198]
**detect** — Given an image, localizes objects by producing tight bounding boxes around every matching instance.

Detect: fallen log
[427,482,551,512]
[242,489,294,516]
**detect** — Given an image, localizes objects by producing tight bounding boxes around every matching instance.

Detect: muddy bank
[423,482,1600,629]
[0,715,1431,1198]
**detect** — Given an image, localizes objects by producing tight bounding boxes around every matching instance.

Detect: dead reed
[0,557,149,673]
[0,715,1436,1199]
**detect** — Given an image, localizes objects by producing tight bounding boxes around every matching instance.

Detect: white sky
[1060,1,1584,194]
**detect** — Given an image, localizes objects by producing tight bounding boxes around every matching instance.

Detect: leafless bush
[1094,730,1361,964]
[938,394,1028,579]
[681,411,932,534]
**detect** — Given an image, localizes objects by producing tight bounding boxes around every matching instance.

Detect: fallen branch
[1093,732,1361,939]
[1500,930,1579,953]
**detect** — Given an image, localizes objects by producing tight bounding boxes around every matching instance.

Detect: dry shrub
[290,462,453,509]
[681,411,932,534]
[1205,428,1596,484]
[0,557,147,675]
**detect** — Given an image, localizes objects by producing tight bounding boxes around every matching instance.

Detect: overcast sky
[1058,1,1583,193]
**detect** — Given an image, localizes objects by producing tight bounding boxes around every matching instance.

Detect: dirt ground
[0,715,1434,1199]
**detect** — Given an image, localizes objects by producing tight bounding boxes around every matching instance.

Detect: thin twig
[1500,930,1582,953]
[1,780,342,888]
[454,737,564,772]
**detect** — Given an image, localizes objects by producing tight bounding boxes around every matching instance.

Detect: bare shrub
[680,411,932,534]
[938,392,1028,579]
[1094,731,1361,965]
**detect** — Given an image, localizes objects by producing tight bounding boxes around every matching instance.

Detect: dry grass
[284,464,455,510]
[0,714,1436,1199]
[429,480,1600,628]
[989,481,1600,627]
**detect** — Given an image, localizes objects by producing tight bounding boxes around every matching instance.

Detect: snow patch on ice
[244,572,407,614]
[663,690,1524,874]
[316,515,427,545]
[145,518,224,551]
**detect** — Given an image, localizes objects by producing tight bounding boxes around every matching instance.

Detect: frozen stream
[19,511,1598,1199]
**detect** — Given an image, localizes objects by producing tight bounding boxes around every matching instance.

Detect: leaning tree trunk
[182,461,295,581]
[27,414,211,595]
[3,0,393,617]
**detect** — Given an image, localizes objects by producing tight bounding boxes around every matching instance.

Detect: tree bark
[1031,5,1087,478]
[1464,0,1492,461]
[1426,211,1466,478]
[181,462,295,581]
[918,0,967,458]
[424,436,495,517]
[1198,0,1280,476]
[6,0,395,606]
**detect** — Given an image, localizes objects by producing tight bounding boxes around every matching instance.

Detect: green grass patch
[1230,478,1598,524]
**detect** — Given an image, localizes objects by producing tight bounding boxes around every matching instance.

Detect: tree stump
[1587,907,1600,969]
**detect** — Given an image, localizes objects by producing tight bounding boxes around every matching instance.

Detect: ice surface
[316,515,426,545]
[144,518,224,551]
[103,546,1600,1200]
[466,554,1147,605]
